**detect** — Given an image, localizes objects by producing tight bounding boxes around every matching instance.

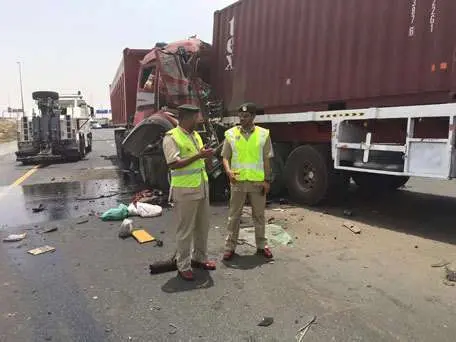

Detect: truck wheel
[284,145,348,205]
[139,154,170,191]
[32,91,59,101]
[352,174,409,191]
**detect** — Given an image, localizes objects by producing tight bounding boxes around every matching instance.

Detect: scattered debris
[149,255,177,274]
[296,315,317,342]
[169,323,178,335]
[3,233,26,242]
[239,224,293,248]
[343,210,353,217]
[132,229,155,244]
[136,202,163,218]
[154,240,164,247]
[32,204,46,213]
[272,208,285,212]
[51,177,55,181]
[77,190,134,201]
[100,204,129,221]
[343,222,361,234]
[100,155,117,161]
[92,296,98,300]
[414,245,419,249]
[76,219,89,225]
[279,198,288,205]
[445,266,456,282]
[41,227,58,234]
[74,205,79,210]
[151,305,161,311]
[431,260,450,268]
[258,317,274,327]
[443,280,455,287]
[118,219,134,239]
[267,217,275,224]
[28,245,55,255]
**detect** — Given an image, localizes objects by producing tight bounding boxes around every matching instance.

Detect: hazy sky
[0,0,236,113]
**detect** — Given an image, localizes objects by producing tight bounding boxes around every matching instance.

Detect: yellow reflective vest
[168,127,208,188]
[224,126,269,182]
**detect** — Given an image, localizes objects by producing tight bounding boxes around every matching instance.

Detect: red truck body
[110,48,150,126]
[212,0,456,115]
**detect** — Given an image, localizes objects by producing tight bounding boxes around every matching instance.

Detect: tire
[139,154,170,191]
[32,91,59,101]
[284,145,348,205]
[352,173,409,191]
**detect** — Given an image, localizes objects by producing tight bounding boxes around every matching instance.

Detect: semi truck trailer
[111,0,456,205]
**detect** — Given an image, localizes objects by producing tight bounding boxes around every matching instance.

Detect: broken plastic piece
[258,317,274,327]
[28,245,55,255]
[3,233,26,242]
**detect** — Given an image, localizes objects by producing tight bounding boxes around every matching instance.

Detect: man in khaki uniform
[162,104,216,281]
[221,103,274,260]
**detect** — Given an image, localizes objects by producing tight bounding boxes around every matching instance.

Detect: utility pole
[17,61,25,116]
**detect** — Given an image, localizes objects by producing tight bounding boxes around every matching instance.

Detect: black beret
[238,102,257,114]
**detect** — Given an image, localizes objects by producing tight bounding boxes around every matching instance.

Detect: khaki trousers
[225,183,267,252]
[174,197,210,272]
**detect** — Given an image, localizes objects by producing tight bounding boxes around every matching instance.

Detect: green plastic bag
[100,204,129,221]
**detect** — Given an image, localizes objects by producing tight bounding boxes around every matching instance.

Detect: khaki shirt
[221,125,274,192]
[162,126,208,202]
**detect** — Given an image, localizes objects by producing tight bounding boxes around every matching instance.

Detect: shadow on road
[222,254,270,270]
[311,186,456,246]
[161,270,214,293]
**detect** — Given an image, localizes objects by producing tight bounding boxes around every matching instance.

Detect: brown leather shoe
[257,246,273,259]
[191,260,217,270]
[178,270,194,281]
[223,250,234,261]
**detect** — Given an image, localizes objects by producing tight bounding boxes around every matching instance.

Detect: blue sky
[0,0,236,113]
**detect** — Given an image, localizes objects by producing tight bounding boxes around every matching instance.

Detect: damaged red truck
[111,0,456,205]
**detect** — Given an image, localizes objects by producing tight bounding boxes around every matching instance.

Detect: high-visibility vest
[168,127,208,188]
[225,126,269,182]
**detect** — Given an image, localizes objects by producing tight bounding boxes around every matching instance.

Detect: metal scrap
[257,317,274,327]
[296,315,317,341]
[3,233,26,242]
[343,222,361,234]
[431,260,450,268]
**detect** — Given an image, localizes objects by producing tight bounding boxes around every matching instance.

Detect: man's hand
[199,148,215,159]
[262,181,271,196]
[227,170,240,184]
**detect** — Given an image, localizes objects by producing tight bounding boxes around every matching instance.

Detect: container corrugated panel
[212,0,456,114]
[110,49,150,125]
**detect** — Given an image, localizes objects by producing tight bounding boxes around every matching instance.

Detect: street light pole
[17,61,25,116]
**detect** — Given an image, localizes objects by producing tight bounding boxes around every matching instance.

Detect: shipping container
[212,0,456,115]
[110,48,150,126]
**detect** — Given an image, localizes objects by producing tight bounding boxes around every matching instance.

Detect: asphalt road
[1,129,456,342]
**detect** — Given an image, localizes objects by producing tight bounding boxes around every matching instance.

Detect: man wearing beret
[221,102,274,261]
[162,104,217,281]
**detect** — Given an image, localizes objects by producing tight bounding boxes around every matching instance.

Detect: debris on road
[257,317,274,327]
[76,218,89,225]
[51,177,55,181]
[343,222,361,234]
[41,227,58,234]
[118,219,134,239]
[100,204,129,221]
[445,266,456,282]
[296,315,317,342]
[154,240,164,247]
[149,256,177,274]
[239,224,293,248]
[272,208,286,212]
[136,202,163,218]
[3,233,26,242]
[32,204,46,213]
[267,217,275,224]
[169,323,178,335]
[132,229,155,244]
[343,209,353,217]
[27,245,55,255]
[431,260,450,268]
